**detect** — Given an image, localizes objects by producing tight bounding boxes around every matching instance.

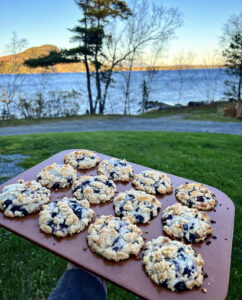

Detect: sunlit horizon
[0,0,241,65]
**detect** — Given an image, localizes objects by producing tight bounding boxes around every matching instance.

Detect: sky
[0,0,241,64]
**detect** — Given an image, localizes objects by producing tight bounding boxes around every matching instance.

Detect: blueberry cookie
[64,150,100,169]
[162,203,213,243]
[97,159,133,182]
[87,215,144,262]
[175,183,217,210]
[142,236,204,291]
[37,163,77,189]
[132,170,173,195]
[0,179,50,217]
[39,197,95,237]
[72,175,116,204]
[113,189,161,224]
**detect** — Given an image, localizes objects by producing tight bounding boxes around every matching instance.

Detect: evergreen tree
[24,0,131,114]
[74,0,131,114]
[223,32,242,101]
[221,13,242,101]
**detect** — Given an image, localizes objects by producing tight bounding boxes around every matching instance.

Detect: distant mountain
[21,45,59,59]
[0,44,225,74]
[0,44,86,74]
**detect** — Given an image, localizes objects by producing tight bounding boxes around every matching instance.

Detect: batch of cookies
[0,149,217,293]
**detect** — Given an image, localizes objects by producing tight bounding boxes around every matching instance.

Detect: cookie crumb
[227,207,229,210]
[145,231,149,234]
[207,282,211,286]
[202,288,207,293]
[211,220,216,224]
[204,273,208,278]
[212,236,217,239]
[213,209,216,212]
[224,238,228,240]
[53,243,56,245]
[143,237,147,240]
[83,247,87,251]
[206,240,211,245]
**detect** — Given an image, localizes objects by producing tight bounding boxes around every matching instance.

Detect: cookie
[39,197,95,237]
[142,236,204,291]
[175,182,217,210]
[87,215,144,262]
[37,163,77,189]
[0,179,50,217]
[72,175,116,204]
[113,189,161,224]
[64,150,100,169]
[162,203,213,243]
[97,158,133,182]
[132,170,173,195]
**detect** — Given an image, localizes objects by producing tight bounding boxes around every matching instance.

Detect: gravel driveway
[0,116,242,135]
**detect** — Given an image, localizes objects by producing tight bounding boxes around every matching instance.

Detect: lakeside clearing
[0,103,241,128]
[0,131,241,300]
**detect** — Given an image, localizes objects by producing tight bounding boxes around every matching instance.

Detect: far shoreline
[0,65,226,76]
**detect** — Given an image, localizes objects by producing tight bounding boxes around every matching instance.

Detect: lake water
[0,69,229,117]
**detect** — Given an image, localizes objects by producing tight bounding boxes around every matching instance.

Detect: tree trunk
[84,54,94,114]
[93,51,103,114]
[123,52,135,115]
[124,69,132,115]
[102,70,112,113]
[83,8,94,115]
[96,70,103,114]
[238,67,242,101]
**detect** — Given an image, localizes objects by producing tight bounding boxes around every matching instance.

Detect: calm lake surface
[0,69,229,116]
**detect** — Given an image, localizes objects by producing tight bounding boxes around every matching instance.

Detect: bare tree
[0,32,28,119]
[116,0,183,114]
[5,31,28,74]
[86,0,182,115]
[172,50,195,104]
[220,13,242,48]
[198,51,223,102]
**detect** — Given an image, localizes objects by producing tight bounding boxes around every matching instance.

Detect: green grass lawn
[0,114,123,127]
[0,132,241,300]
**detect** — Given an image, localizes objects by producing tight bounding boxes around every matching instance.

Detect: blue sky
[0,0,241,63]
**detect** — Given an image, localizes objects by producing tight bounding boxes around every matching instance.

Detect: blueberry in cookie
[162,203,213,243]
[142,236,204,291]
[64,150,100,169]
[39,197,95,237]
[37,163,77,189]
[0,179,50,217]
[113,189,161,224]
[72,175,116,204]
[175,183,217,210]
[97,159,133,182]
[132,170,173,195]
[87,215,144,261]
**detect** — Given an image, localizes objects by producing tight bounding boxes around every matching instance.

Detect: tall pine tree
[221,13,242,102]
[24,0,131,114]
[223,32,242,101]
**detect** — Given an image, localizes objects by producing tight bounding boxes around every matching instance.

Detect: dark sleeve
[48,269,107,300]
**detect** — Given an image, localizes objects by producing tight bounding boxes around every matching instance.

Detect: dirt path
[0,116,242,135]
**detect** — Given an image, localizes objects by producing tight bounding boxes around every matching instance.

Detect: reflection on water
[0,69,229,116]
